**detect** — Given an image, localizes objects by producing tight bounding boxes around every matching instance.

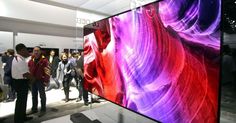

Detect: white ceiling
[46,0,157,16]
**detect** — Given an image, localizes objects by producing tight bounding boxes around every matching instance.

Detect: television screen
[83,1,221,122]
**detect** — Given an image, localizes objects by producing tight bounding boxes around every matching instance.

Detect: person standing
[68,52,79,87]
[11,43,33,123]
[3,49,16,102]
[28,46,50,117]
[59,54,73,102]
[76,52,89,105]
[46,50,60,91]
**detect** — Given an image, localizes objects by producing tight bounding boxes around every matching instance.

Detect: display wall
[84,1,221,123]
[16,33,82,53]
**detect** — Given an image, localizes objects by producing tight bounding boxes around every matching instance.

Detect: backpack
[69,58,77,76]
[4,56,14,78]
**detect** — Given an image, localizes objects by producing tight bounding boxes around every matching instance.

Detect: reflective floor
[220,83,236,123]
[0,86,107,123]
[0,84,236,123]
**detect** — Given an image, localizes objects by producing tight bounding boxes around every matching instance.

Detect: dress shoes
[76,97,82,102]
[38,111,46,117]
[24,116,33,121]
[84,102,89,106]
[27,110,38,115]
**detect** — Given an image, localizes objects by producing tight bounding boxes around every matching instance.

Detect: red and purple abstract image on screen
[83,0,221,122]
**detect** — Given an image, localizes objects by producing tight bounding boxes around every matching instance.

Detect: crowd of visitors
[0,43,88,123]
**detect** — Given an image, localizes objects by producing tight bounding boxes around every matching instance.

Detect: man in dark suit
[46,50,60,91]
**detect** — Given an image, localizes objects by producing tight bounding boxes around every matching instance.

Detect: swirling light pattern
[84,1,220,123]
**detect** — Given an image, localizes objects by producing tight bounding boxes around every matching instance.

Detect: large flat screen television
[83,1,221,122]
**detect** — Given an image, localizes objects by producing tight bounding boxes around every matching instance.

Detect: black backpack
[69,58,77,76]
[4,56,14,79]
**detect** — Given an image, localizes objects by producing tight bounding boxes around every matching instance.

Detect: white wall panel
[0,31,13,53]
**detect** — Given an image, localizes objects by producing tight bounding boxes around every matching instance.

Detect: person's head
[15,43,29,58]
[61,54,68,62]
[7,49,14,56]
[33,46,42,59]
[71,51,78,58]
[50,50,55,56]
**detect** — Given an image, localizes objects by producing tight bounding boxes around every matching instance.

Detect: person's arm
[64,62,71,74]
[57,62,61,70]
[77,68,84,78]
[23,72,34,80]
[43,59,51,86]
[56,62,61,80]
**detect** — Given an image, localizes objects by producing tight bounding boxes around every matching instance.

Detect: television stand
[42,103,158,123]
[70,113,101,123]
[69,103,159,123]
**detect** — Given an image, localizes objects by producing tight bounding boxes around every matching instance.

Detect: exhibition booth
[1,0,236,123]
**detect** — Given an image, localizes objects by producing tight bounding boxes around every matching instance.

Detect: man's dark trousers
[12,79,29,123]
